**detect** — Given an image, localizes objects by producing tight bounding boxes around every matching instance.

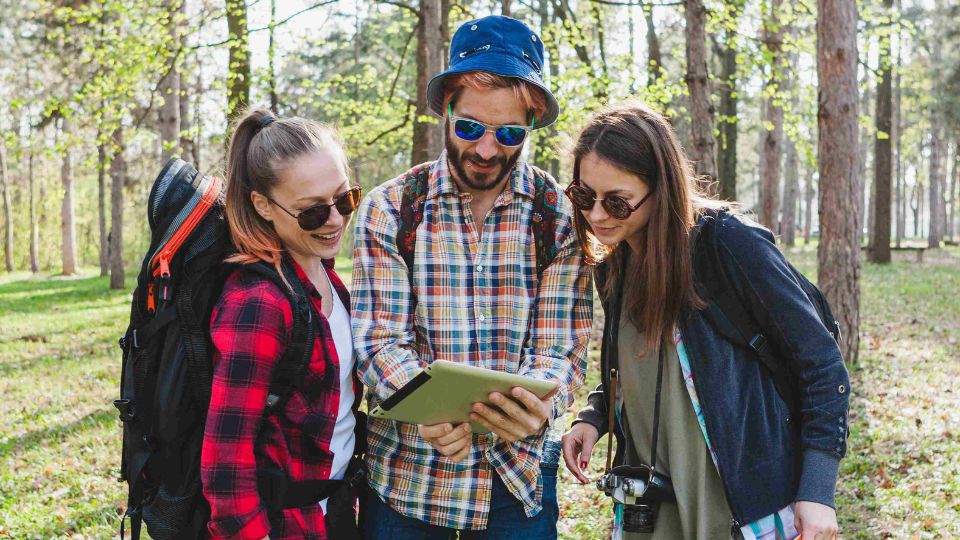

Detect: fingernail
[580,461,587,470]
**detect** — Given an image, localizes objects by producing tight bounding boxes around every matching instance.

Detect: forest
[0,0,959,537]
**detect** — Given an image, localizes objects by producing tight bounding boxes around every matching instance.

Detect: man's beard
[445,131,523,192]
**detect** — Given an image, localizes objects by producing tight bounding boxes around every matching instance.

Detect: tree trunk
[803,168,814,243]
[158,2,182,163]
[411,0,445,166]
[179,70,195,164]
[98,140,109,277]
[537,0,561,178]
[28,150,38,273]
[948,138,958,241]
[894,41,903,247]
[192,70,203,167]
[109,126,126,290]
[684,0,717,193]
[641,0,663,85]
[226,0,250,125]
[939,142,949,243]
[759,0,784,233]
[180,7,194,164]
[61,118,78,275]
[0,138,12,271]
[716,27,739,200]
[870,0,894,262]
[502,0,512,16]
[910,167,923,238]
[948,137,960,242]
[817,0,860,363]
[929,121,943,247]
[269,0,279,111]
[440,0,451,70]
[782,138,799,246]
[553,0,605,100]
[592,4,610,84]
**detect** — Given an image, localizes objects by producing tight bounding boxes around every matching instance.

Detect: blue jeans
[362,463,560,540]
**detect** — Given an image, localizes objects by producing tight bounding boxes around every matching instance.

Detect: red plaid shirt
[201,259,356,540]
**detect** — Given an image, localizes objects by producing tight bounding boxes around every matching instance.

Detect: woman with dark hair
[560,102,849,540]
[201,108,363,539]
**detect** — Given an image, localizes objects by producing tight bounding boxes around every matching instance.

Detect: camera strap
[649,344,665,476]
[604,338,667,485]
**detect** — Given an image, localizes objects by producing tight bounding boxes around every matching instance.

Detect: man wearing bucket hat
[352,14,592,539]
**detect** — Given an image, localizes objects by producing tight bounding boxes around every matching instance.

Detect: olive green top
[616,314,733,540]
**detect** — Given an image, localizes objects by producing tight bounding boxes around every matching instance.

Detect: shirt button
[476,265,484,272]
[478,314,486,322]
[838,385,846,394]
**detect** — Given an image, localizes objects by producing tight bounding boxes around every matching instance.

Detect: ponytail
[223,107,350,279]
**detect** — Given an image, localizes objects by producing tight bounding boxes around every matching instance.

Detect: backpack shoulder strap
[530,167,563,280]
[694,212,799,409]
[240,259,315,414]
[396,162,433,272]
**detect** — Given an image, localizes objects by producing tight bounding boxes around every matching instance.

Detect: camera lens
[622,505,656,533]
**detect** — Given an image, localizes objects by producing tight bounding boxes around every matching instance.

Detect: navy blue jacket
[575,210,850,527]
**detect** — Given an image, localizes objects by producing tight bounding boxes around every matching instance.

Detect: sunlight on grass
[0,249,957,538]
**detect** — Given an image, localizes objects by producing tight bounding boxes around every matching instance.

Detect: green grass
[0,247,957,538]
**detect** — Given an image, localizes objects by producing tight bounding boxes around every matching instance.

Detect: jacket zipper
[146,175,222,312]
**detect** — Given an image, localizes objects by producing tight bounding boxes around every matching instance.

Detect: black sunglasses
[268,186,362,231]
[565,181,652,220]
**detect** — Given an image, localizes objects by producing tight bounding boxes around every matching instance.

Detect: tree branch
[379,0,421,17]
[388,25,418,103]
[367,101,414,145]
[194,0,341,48]
[589,0,681,6]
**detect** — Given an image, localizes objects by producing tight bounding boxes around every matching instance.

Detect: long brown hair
[572,101,720,353]
[223,107,349,275]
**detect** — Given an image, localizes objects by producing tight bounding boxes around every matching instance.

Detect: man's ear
[250,190,273,222]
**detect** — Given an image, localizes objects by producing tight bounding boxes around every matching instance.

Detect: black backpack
[115,158,360,540]
[394,162,563,308]
[693,210,843,410]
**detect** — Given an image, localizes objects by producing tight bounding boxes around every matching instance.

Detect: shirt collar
[427,150,536,200]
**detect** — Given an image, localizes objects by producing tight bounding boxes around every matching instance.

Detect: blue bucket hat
[427,15,560,129]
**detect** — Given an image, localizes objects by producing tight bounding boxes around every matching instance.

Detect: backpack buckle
[114,399,136,422]
[345,460,367,489]
[748,334,768,354]
[265,393,280,411]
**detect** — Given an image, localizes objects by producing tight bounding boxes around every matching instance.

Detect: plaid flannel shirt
[351,153,593,530]
[201,259,354,540]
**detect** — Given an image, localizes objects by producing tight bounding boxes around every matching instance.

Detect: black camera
[596,465,676,533]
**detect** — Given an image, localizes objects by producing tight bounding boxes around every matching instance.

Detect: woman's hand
[561,422,600,483]
[794,500,838,539]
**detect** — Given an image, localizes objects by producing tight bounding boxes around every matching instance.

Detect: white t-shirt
[320,270,356,514]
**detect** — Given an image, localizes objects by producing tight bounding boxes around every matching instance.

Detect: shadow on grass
[0,338,117,377]
[0,407,116,455]
[0,274,131,317]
